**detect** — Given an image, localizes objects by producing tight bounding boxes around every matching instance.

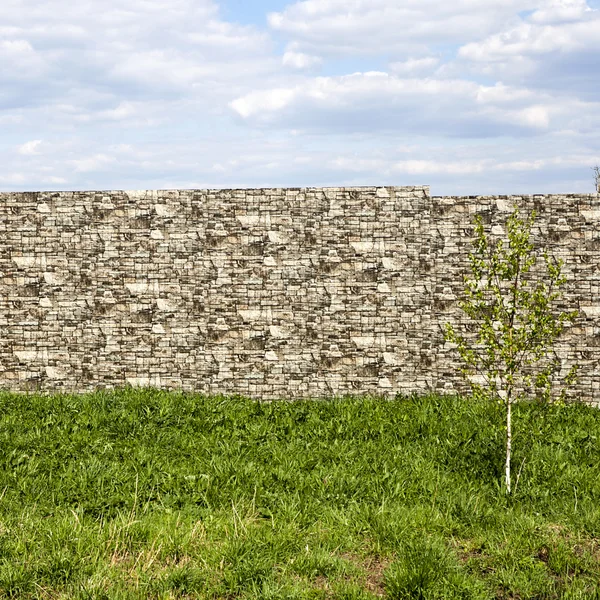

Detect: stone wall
[0,187,599,403]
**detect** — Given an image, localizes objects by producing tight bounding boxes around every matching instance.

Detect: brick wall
[1,187,598,403]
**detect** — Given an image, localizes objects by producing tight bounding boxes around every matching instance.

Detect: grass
[0,386,599,599]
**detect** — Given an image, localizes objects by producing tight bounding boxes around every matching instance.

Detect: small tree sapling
[445,206,579,494]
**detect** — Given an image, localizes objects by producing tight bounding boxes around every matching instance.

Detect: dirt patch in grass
[341,552,391,597]
[313,574,333,596]
[451,538,487,567]
[361,555,390,597]
[545,523,600,569]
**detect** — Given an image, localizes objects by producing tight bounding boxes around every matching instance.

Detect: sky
[1,0,599,195]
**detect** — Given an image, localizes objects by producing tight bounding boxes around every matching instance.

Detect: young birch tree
[445,207,578,494]
[593,165,600,193]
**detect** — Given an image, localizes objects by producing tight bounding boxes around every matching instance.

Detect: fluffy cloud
[282,50,322,70]
[448,5,600,101]
[17,140,43,155]
[0,39,48,80]
[230,72,599,137]
[528,0,594,23]
[70,153,116,173]
[389,57,440,76]
[459,15,600,61]
[0,0,278,114]
[267,0,540,56]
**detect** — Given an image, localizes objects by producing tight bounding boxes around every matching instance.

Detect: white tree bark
[505,399,512,494]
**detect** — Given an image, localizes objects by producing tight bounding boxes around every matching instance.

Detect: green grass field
[0,387,599,599]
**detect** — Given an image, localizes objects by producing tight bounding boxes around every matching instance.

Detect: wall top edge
[431,193,600,199]
[1,188,598,198]
[0,185,430,195]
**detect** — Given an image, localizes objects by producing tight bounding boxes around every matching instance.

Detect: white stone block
[126,377,150,387]
[329,301,344,312]
[125,282,150,294]
[124,191,145,200]
[12,256,36,268]
[496,199,513,212]
[351,335,375,348]
[155,204,175,217]
[381,257,399,270]
[581,306,600,317]
[581,210,600,221]
[383,352,399,365]
[245,370,263,379]
[269,325,289,338]
[238,309,262,321]
[45,366,66,379]
[156,299,177,311]
[14,351,37,362]
[350,241,375,253]
[237,215,261,227]
[43,272,64,284]
[267,231,287,243]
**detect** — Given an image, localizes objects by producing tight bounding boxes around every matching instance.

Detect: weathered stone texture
[0,187,598,403]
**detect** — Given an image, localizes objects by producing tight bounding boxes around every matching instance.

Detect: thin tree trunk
[505,399,512,494]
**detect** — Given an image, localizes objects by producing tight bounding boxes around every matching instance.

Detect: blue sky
[1,0,599,194]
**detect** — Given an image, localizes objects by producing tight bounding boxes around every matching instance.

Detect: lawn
[0,387,599,599]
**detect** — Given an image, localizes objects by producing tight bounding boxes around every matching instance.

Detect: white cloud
[230,88,298,120]
[70,153,115,173]
[459,17,600,61]
[1,39,34,54]
[94,102,140,121]
[0,173,27,184]
[389,57,440,75]
[107,50,215,87]
[529,0,594,23]
[282,50,322,70]
[42,176,68,184]
[474,82,536,104]
[0,38,47,79]
[0,114,23,125]
[229,71,598,137]
[514,105,551,128]
[391,159,488,175]
[267,0,539,56]
[185,19,270,53]
[17,140,43,155]
[0,0,279,116]
[449,5,600,99]
[329,152,600,177]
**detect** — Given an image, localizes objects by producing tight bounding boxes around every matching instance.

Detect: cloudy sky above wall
[1,0,599,194]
